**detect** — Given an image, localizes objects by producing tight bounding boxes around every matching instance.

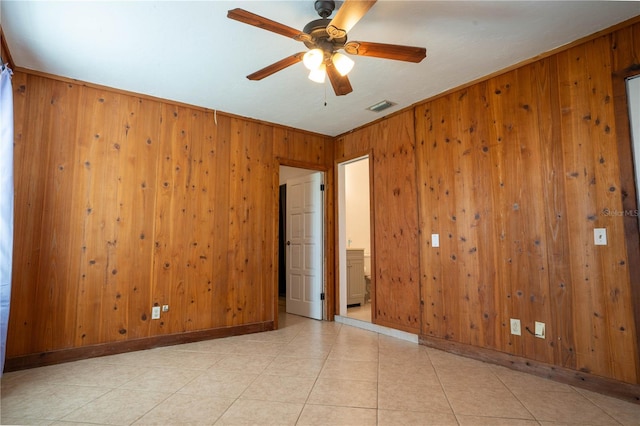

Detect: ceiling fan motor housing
[314,1,336,18]
[302,18,347,54]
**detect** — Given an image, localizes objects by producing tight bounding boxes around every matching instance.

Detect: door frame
[613,68,640,380]
[274,159,333,329]
[335,150,376,320]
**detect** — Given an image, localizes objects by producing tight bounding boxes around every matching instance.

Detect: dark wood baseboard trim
[5,321,274,372]
[419,335,640,405]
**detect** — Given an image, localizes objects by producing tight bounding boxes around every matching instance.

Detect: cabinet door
[347,250,365,305]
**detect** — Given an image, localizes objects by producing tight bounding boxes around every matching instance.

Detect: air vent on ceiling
[366,100,397,113]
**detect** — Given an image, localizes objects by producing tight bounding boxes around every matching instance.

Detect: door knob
[286,241,291,246]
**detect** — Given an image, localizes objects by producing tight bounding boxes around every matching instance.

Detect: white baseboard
[334,315,419,343]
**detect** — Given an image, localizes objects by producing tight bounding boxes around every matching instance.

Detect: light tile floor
[2,311,640,425]
[347,302,372,323]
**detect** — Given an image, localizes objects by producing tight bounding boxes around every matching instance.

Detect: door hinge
[320,292,325,300]
[320,183,325,191]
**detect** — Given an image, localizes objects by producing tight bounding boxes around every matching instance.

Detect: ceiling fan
[227,0,427,96]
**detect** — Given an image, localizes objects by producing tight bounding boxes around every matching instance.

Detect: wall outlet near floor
[535,321,546,339]
[151,306,161,319]
[510,318,521,336]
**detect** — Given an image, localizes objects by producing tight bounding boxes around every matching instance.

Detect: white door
[286,172,324,320]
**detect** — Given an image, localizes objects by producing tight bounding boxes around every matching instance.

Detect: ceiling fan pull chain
[324,82,327,107]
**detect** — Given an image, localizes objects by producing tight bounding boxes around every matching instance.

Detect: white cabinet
[347,249,365,306]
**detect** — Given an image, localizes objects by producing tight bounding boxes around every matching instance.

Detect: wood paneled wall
[415,23,640,384]
[335,111,421,333]
[331,20,640,385]
[6,17,640,389]
[8,72,332,360]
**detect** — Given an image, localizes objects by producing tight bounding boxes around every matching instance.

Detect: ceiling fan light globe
[332,52,354,76]
[303,49,324,70]
[308,64,327,83]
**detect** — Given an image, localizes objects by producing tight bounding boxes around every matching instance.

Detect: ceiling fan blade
[344,41,426,63]
[228,8,306,40]
[247,53,305,81]
[326,0,377,39]
[326,63,353,96]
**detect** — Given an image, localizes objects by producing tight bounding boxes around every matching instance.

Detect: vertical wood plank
[584,36,638,382]
[115,96,161,339]
[211,114,232,327]
[536,56,576,369]
[73,88,122,345]
[162,104,191,334]
[8,75,50,354]
[558,42,613,377]
[36,80,81,350]
[470,81,503,351]
[227,119,274,325]
[454,86,485,348]
[416,99,446,339]
[189,111,217,331]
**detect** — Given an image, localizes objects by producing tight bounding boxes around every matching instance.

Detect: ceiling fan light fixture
[308,63,327,83]
[303,48,324,70]
[332,52,354,76]
[228,3,426,96]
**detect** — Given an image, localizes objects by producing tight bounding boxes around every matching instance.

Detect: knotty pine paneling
[8,18,640,388]
[273,127,333,166]
[535,56,576,369]
[417,22,640,383]
[556,36,637,383]
[226,118,274,325]
[8,73,332,360]
[335,111,421,333]
[10,76,83,353]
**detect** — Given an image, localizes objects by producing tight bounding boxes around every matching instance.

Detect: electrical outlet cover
[510,318,521,336]
[151,306,161,319]
[535,321,545,339]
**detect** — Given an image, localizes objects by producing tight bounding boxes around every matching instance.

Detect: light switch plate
[594,228,607,246]
[535,321,545,339]
[431,234,440,248]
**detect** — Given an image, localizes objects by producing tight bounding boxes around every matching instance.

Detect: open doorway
[624,73,640,360]
[627,75,640,228]
[278,165,326,320]
[337,156,372,322]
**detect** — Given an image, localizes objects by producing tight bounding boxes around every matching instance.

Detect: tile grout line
[216,321,305,425]
[295,321,342,425]
[424,348,462,426]
[489,362,538,423]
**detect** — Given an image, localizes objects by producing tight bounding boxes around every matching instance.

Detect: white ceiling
[2,1,639,136]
